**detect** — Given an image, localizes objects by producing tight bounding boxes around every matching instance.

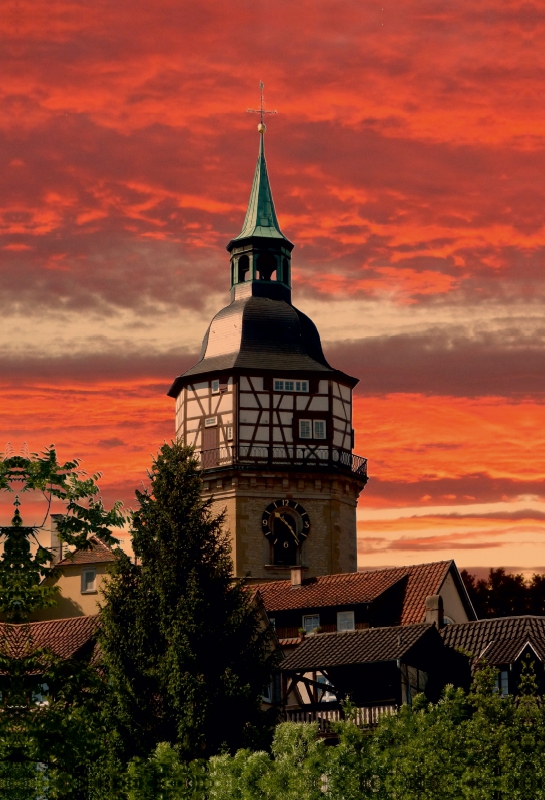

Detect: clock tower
[168,124,368,581]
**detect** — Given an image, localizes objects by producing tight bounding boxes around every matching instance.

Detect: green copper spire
[232,130,290,243]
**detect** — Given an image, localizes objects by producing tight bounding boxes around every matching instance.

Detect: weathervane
[247,81,277,132]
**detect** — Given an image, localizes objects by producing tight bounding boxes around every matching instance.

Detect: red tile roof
[0,615,100,660]
[441,615,545,666]
[256,561,454,623]
[281,624,436,671]
[256,569,406,612]
[399,561,453,625]
[278,637,302,647]
[57,536,116,566]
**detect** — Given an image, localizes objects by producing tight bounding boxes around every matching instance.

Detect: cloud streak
[2,0,544,568]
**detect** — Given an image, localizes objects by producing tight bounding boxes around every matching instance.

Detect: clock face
[261,499,310,546]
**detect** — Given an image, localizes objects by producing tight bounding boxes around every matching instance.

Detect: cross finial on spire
[247,81,277,132]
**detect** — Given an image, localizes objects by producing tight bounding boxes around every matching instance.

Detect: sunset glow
[2,0,544,573]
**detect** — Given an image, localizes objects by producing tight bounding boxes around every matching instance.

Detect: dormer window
[274,379,308,393]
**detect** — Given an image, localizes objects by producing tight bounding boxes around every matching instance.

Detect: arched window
[257,253,277,281]
[237,254,250,283]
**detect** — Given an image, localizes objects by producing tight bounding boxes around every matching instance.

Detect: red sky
[2,0,544,573]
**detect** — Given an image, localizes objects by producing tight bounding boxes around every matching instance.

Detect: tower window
[299,420,312,439]
[257,253,277,281]
[314,420,326,439]
[274,379,308,392]
[237,255,250,283]
[299,419,327,439]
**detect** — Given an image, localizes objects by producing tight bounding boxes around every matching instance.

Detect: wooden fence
[285,704,397,731]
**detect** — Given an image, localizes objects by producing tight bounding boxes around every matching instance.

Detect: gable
[437,565,476,624]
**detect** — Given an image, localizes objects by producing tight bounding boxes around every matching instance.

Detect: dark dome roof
[169,296,334,393]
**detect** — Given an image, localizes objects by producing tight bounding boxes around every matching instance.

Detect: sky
[2,0,544,574]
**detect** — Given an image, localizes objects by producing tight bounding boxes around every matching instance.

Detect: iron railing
[199,445,367,478]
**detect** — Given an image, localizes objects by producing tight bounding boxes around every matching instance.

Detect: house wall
[32,563,112,621]
[439,570,472,623]
[270,603,371,638]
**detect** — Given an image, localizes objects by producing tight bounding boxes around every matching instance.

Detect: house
[280,620,470,730]
[33,535,116,622]
[257,560,476,651]
[441,615,545,697]
[0,615,100,661]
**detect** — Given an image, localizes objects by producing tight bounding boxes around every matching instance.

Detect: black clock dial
[261,500,310,542]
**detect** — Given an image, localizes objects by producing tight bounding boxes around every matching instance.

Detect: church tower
[168,123,367,581]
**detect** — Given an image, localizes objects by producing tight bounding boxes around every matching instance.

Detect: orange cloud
[2,0,544,572]
[354,394,545,488]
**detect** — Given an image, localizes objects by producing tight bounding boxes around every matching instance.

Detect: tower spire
[229,83,289,244]
[227,84,294,299]
[232,129,287,242]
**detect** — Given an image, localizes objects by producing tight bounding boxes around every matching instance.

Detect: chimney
[425,594,444,628]
[50,514,63,565]
[291,566,303,588]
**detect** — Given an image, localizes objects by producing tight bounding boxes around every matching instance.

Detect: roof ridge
[303,622,432,641]
[450,615,545,626]
[359,560,451,574]
[23,614,100,630]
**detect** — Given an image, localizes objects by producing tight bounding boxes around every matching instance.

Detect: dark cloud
[360,536,510,553]
[363,474,545,506]
[1,322,544,402]
[326,330,545,397]
[97,437,126,448]
[0,350,195,384]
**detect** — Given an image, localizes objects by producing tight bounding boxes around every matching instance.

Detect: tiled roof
[57,536,116,566]
[257,561,453,623]
[172,296,335,388]
[278,637,301,647]
[257,569,406,612]
[281,624,434,671]
[399,561,454,625]
[0,615,100,660]
[441,616,545,665]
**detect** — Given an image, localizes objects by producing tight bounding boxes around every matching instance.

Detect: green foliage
[0,497,60,622]
[0,445,126,622]
[99,442,279,764]
[0,445,126,798]
[135,659,544,800]
[0,645,109,799]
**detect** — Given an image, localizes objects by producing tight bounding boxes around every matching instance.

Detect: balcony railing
[285,704,396,731]
[199,445,368,478]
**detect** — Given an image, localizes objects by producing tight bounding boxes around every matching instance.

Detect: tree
[0,445,126,797]
[528,574,545,615]
[0,445,124,622]
[99,441,279,764]
[461,568,531,618]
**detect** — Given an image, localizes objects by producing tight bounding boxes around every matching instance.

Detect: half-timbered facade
[168,125,368,580]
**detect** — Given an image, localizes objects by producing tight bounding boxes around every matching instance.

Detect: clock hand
[277,514,299,544]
